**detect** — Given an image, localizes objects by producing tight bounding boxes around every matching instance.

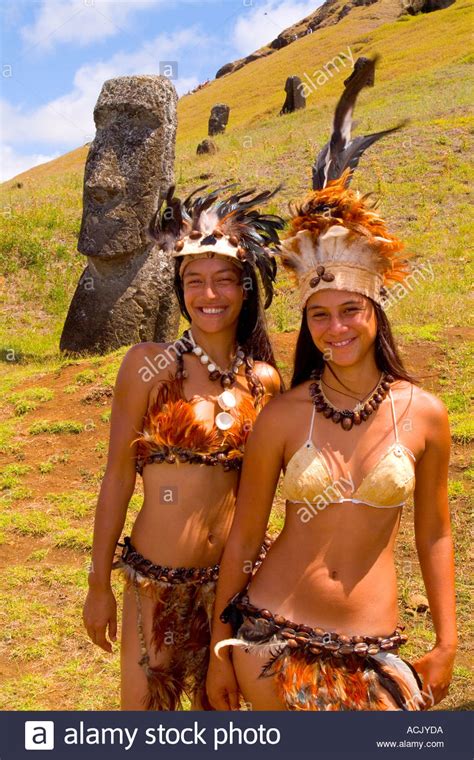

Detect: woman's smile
[325,336,357,348]
[197,306,228,316]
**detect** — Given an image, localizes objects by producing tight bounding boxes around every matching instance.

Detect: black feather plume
[148,185,183,251]
[312,56,407,190]
[148,184,284,308]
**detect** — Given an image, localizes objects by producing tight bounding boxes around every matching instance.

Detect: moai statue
[344,57,375,87]
[60,75,180,355]
[280,76,306,115]
[208,104,230,136]
[196,138,218,155]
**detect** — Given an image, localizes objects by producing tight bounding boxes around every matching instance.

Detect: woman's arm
[207,397,286,708]
[83,343,156,652]
[412,393,457,707]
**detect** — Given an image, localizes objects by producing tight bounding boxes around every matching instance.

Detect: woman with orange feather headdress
[207,58,457,711]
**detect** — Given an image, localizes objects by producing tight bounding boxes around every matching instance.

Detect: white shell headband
[148,184,284,309]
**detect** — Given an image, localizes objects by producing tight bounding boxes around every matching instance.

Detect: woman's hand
[206,651,241,710]
[412,645,456,708]
[83,586,117,653]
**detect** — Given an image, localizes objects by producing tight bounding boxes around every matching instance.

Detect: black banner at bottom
[2,710,472,760]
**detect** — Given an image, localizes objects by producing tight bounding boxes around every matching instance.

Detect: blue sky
[0,0,318,181]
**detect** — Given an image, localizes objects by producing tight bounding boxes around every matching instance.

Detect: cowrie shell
[218,391,237,410]
[215,412,234,430]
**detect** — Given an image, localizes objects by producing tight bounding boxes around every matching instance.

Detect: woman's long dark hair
[174,259,281,377]
[291,299,416,388]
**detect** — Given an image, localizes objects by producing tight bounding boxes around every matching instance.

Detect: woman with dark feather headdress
[207,58,457,711]
[83,183,284,709]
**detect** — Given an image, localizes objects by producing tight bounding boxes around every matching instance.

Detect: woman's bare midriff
[247,499,402,637]
[130,461,239,567]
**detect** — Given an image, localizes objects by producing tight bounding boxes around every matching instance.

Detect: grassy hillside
[0,0,472,710]
[1,1,472,358]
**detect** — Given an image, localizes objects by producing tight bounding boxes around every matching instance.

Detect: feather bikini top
[133,372,262,476]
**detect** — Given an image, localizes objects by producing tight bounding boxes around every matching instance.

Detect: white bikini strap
[388,388,399,443]
[307,404,316,444]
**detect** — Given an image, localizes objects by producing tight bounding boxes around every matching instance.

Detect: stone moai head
[78,75,177,259]
[208,103,230,136]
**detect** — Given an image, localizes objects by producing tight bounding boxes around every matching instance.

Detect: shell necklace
[185,329,245,431]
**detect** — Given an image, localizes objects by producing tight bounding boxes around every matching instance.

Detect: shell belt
[221,590,408,658]
[135,447,243,475]
[114,536,219,584]
[114,535,272,585]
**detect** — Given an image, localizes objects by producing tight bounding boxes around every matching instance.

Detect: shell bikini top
[281,390,416,508]
[133,371,262,476]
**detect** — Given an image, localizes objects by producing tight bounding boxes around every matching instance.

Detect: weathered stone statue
[196,138,218,155]
[60,75,180,355]
[279,76,306,115]
[208,104,230,136]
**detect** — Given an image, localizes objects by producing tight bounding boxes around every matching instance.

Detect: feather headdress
[280,56,410,308]
[148,184,284,309]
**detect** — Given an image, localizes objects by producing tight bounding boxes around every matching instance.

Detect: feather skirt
[117,561,216,711]
[224,601,424,712]
[114,536,273,710]
[259,647,424,711]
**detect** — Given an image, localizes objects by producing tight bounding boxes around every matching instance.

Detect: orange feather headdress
[279,57,409,307]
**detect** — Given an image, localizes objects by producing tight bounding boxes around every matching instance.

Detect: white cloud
[0,144,60,182]
[231,0,318,57]
[20,0,157,51]
[2,0,314,178]
[1,28,202,148]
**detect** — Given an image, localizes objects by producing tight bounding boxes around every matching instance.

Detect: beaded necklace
[309,368,395,431]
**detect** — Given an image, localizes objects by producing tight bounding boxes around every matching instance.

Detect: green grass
[7,387,54,404]
[45,491,96,518]
[0,463,32,490]
[26,549,50,562]
[448,481,465,498]
[0,421,16,453]
[451,416,474,444]
[53,528,92,552]
[38,461,54,474]
[396,324,443,343]
[75,369,97,385]
[9,511,63,537]
[0,485,33,503]
[28,420,84,435]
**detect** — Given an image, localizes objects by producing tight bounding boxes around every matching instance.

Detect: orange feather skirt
[220,592,424,711]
